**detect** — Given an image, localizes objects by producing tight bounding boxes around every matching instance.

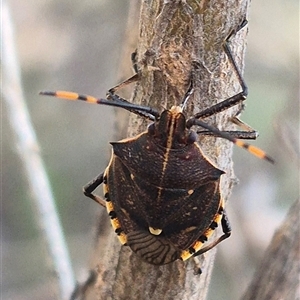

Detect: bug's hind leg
[194,209,232,257]
[190,209,231,275]
[83,172,106,207]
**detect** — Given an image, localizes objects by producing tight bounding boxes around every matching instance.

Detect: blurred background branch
[243,198,300,300]
[2,2,75,299]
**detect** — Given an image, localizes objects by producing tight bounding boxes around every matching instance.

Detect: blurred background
[2,0,299,299]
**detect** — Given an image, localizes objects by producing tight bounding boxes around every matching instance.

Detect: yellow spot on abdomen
[149,227,162,235]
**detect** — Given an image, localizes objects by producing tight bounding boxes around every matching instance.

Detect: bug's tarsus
[196,114,259,140]
[224,19,248,96]
[180,79,194,110]
[230,116,256,132]
[192,257,203,275]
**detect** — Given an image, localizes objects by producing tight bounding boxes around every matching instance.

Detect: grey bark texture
[82,1,250,299]
[243,198,300,300]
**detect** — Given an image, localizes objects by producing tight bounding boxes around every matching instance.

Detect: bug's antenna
[186,118,275,163]
[40,91,160,120]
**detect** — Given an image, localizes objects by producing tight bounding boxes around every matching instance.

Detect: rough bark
[242,198,300,300]
[83,1,250,299]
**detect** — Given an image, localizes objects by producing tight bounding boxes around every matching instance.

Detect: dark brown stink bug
[41,20,274,267]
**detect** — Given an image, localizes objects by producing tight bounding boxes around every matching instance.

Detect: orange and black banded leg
[83,172,106,207]
[184,20,275,161]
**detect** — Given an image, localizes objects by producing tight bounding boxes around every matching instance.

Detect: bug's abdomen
[126,230,180,265]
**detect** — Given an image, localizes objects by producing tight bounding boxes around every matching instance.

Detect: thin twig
[2,2,75,299]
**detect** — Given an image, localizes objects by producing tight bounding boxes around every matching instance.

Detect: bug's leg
[108,73,138,95]
[107,90,157,121]
[192,257,203,275]
[218,116,258,139]
[197,130,258,140]
[193,209,231,257]
[215,114,258,139]
[83,172,106,208]
[107,74,158,121]
[131,50,138,73]
[106,72,138,109]
[70,269,97,300]
[192,19,248,120]
[180,77,195,108]
[230,116,256,132]
[187,118,274,163]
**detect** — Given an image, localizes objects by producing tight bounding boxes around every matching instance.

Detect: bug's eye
[147,123,155,135]
[187,131,197,144]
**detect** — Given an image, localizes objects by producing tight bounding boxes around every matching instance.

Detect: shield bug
[41,20,274,267]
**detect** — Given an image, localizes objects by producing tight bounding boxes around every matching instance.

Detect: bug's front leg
[191,19,249,121]
[83,172,106,207]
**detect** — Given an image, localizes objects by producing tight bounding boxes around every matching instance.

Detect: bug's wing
[106,155,149,233]
[163,180,221,250]
[106,155,181,264]
[129,176,222,250]
[108,155,222,251]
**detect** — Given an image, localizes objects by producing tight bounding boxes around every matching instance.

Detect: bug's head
[147,105,197,149]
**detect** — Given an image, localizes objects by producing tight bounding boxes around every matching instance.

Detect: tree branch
[84,1,250,299]
[243,198,300,300]
[2,2,75,299]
